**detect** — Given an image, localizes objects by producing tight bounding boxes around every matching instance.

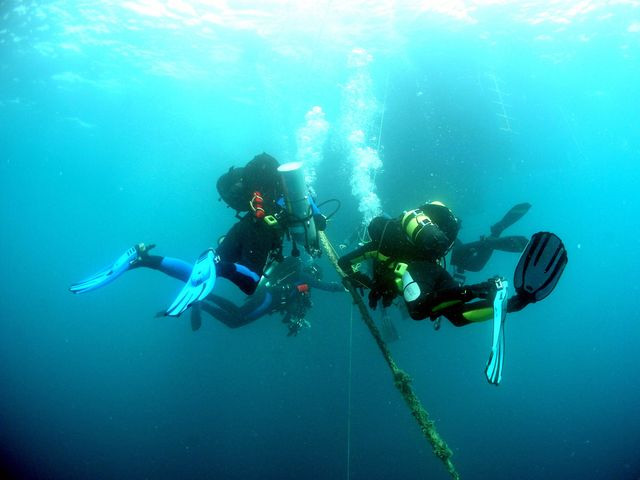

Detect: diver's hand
[368,289,381,310]
[368,281,396,310]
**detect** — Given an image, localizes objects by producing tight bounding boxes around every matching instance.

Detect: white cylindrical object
[278,161,318,252]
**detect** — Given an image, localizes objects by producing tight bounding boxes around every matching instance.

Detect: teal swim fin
[165,249,217,317]
[69,244,151,294]
[485,279,508,385]
[514,232,568,304]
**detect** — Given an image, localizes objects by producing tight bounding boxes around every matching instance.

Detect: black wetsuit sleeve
[337,242,376,275]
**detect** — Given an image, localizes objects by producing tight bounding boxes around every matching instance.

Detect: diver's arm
[315,280,345,292]
[337,242,375,274]
[337,242,378,289]
[294,269,342,292]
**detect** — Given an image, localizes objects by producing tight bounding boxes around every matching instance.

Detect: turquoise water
[1,1,639,479]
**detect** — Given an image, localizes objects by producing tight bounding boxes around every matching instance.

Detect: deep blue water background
[1,1,639,479]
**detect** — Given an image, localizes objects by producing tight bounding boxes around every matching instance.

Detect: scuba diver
[70,154,328,318]
[337,203,531,334]
[338,201,567,384]
[190,256,344,336]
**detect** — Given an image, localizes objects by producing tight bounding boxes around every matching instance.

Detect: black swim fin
[490,203,531,237]
[514,231,568,304]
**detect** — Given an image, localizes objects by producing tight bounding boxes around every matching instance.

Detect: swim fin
[485,279,508,385]
[490,202,531,237]
[165,249,217,317]
[514,231,568,304]
[69,243,152,294]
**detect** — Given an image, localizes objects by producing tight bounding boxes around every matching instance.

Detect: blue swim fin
[165,249,217,317]
[485,279,508,385]
[69,244,149,294]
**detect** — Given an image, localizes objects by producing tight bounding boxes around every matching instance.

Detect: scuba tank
[277,161,321,257]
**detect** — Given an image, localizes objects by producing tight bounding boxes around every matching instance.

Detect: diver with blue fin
[70,153,329,319]
[338,201,568,385]
[164,159,327,316]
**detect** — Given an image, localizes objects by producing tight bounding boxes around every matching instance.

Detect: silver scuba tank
[277,161,320,256]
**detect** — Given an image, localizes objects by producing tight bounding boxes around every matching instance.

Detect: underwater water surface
[1,1,639,479]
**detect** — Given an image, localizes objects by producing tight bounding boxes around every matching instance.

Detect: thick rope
[319,231,460,480]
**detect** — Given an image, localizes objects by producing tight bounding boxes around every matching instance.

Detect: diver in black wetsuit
[338,201,567,327]
[190,256,344,335]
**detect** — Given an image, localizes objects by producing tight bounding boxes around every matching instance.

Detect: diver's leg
[136,255,192,282]
[199,299,245,329]
[201,292,273,328]
[403,261,495,326]
[215,262,261,295]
